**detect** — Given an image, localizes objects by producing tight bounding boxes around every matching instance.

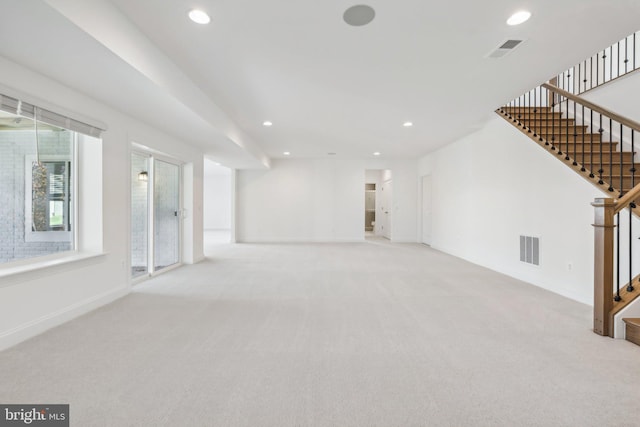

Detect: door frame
[381,178,392,239]
[130,149,184,284]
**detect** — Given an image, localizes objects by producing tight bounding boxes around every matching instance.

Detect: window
[0,92,103,265]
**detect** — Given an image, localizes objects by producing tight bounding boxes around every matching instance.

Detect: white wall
[203,159,232,230]
[0,55,204,350]
[582,68,640,122]
[418,115,603,305]
[236,158,418,242]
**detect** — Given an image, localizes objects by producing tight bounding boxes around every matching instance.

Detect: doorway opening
[131,151,182,281]
[421,175,432,246]
[365,183,376,235]
[365,169,392,239]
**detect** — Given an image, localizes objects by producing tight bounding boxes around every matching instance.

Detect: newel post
[592,198,616,337]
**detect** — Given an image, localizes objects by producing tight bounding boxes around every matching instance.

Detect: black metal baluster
[629,127,636,294]
[544,87,549,145]
[634,32,637,71]
[551,93,556,151]
[616,212,621,301]
[558,95,564,156]
[589,109,594,177]
[533,88,538,137]
[632,130,636,189]
[589,56,597,89]
[596,52,600,86]
[617,40,621,78]
[620,123,624,196]
[629,206,634,295]
[565,97,570,161]
[581,105,586,171]
[524,92,531,133]
[598,114,604,184]
[609,46,613,80]
[573,101,578,165]
[578,61,582,94]
[583,60,587,93]
[609,118,614,191]
[625,36,629,74]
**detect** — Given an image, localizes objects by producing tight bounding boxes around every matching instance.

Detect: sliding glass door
[130,153,181,280]
[153,159,180,272]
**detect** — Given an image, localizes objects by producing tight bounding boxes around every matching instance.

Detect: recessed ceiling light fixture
[373,152,381,156]
[189,9,211,25]
[403,121,413,127]
[283,151,291,156]
[263,121,273,127]
[343,5,376,27]
[507,10,531,26]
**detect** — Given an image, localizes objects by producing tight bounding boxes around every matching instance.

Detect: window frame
[23,134,77,244]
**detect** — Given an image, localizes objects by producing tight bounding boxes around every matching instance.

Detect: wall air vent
[520,235,540,266]
[487,39,524,58]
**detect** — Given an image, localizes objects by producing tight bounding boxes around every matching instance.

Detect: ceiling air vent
[487,39,524,58]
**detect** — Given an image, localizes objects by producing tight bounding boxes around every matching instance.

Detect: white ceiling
[2,0,640,168]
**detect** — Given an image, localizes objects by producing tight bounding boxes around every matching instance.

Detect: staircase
[497,82,640,344]
[497,103,640,203]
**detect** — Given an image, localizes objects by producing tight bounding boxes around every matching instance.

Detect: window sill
[0,252,107,287]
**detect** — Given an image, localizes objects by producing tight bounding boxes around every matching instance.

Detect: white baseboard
[0,286,129,352]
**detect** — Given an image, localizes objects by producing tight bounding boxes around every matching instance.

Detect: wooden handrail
[615,183,640,214]
[541,83,640,132]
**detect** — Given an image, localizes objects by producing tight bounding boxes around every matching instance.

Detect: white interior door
[381,179,392,239]
[421,175,432,245]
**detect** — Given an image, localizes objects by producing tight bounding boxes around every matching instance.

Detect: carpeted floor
[1,236,639,426]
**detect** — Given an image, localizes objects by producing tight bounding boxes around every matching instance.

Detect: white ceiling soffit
[3,0,639,163]
[3,0,265,169]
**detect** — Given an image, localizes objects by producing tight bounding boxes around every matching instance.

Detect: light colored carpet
[1,237,639,426]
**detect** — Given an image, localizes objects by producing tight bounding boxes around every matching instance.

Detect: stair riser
[502,107,551,111]
[542,134,603,142]
[549,152,634,162]
[548,145,618,153]
[572,164,640,177]
[509,114,565,120]
[554,142,616,154]
[592,164,638,174]
[625,323,640,347]
[529,125,587,131]
[520,121,576,128]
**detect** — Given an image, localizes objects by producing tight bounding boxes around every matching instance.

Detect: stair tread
[623,318,640,327]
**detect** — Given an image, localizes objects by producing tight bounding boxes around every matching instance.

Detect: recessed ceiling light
[343,5,376,27]
[263,121,273,127]
[283,151,291,156]
[507,11,531,26]
[403,121,413,127]
[189,9,210,25]
[373,152,381,156]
